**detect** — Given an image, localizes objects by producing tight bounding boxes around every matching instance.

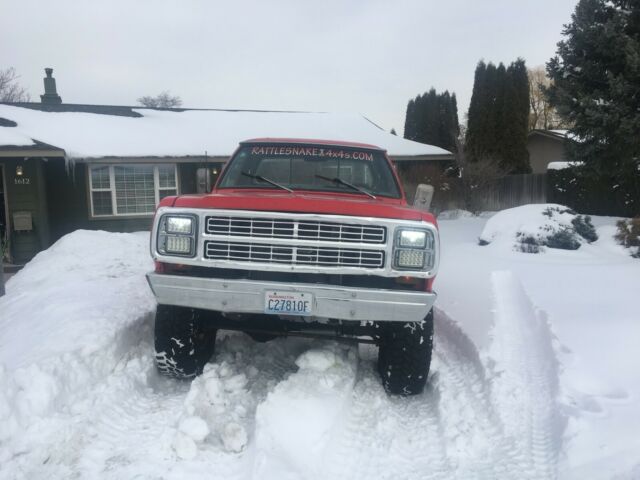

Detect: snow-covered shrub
[545,228,581,250]
[479,204,598,253]
[515,233,541,253]
[615,217,640,258]
[571,214,598,243]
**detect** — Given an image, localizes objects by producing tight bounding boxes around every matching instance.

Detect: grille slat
[205,216,385,244]
[204,241,384,269]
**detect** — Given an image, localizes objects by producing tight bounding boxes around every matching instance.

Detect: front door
[0,165,8,262]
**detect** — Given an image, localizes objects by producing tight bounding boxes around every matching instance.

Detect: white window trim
[88,164,179,218]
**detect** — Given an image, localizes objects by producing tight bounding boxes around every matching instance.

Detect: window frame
[87,163,179,219]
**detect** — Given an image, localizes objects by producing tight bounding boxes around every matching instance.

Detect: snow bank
[0,104,451,158]
[0,230,154,462]
[252,344,357,479]
[479,204,597,253]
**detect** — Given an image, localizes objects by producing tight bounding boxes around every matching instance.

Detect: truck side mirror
[413,184,434,211]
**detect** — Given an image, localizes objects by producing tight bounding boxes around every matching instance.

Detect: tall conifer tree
[547,0,640,213]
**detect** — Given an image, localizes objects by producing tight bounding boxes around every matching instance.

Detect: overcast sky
[1,0,578,136]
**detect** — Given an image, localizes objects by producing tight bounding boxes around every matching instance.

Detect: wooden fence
[399,172,548,213]
[469,173,548,212]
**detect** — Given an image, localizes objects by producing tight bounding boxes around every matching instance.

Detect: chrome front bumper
[146,273,436,323]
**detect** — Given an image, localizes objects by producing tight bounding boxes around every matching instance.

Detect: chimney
[40,68,62,105]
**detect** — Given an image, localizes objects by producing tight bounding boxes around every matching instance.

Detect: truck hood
[171,190,435,223]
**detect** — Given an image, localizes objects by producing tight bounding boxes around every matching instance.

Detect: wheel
[376,309,434,396]
[154,304,217,379]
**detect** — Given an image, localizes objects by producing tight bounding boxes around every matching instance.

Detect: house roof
[0,103,453,161]
[528,129,573,142]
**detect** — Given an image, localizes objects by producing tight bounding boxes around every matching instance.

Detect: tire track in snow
[321,309,510,480]
[488,270,564,479]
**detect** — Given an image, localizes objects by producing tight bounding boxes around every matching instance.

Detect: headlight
[157,214,197,257]
[396,249,426,268]
[393,227,435,270]
[398,230,427,248]
[166,216,193,234]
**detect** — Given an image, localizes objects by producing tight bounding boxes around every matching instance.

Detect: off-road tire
[154,304,217,379]
[376,309,434,396]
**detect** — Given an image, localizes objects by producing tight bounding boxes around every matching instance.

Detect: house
[526,129,572,174]
[0,70,453,264]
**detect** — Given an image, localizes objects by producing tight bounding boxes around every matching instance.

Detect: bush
[547,166,640,218]
[572,215,598,243]
[615,217,640,258]
[546,228,581,250]
[516,234,542,253]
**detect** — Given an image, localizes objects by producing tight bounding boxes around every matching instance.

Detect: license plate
[264,291,313,316]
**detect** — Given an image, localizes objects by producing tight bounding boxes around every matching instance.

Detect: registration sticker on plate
[264,291,313,316]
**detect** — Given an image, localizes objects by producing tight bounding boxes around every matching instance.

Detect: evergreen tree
[423,88,439,145]
[547,0,640,213]
[465,61,488,162]
[505,59,531,173]
[390,128,397,136]
[403,98,416,141]
[403,88,460,152]
[465,59,531,173]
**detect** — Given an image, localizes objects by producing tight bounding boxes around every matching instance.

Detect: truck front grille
[205,216,386,244]
[204,241,384,269]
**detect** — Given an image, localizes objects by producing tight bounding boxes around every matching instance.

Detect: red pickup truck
[147,139,439,395]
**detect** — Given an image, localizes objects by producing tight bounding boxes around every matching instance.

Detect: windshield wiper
[314,175,377,199]
[241,172,294,193]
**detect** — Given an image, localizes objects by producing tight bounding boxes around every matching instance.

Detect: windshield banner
[250,146,374,161]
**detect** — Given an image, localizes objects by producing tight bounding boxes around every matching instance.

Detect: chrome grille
[204,241,385,269]
[205,216,386,244]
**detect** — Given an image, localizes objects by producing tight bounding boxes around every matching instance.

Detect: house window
[88,164,178,217]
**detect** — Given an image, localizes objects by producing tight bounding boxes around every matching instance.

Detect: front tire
[154,305,217,379]
[377,309,434,396]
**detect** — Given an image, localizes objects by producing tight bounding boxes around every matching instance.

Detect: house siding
[44,161,207,244]
[0,157,50,263]
[527,135,566,174]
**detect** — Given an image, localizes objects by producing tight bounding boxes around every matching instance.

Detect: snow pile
[479,204,598,253]
[252,345,357,479]
[173,360,251,459]
[0,230,154,463]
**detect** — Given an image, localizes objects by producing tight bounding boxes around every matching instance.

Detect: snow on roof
[548,129,568,137]
[0,105,452,159]
[547,161,583,170]
[0,124,35,147]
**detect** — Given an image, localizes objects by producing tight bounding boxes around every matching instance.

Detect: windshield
[217,145,401,198]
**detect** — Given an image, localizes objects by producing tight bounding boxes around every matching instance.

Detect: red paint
[174,190,436,224]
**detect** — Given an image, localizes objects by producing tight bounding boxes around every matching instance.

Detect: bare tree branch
[528,66,568,130]
[137,91,182,108]
[0,67,31,102]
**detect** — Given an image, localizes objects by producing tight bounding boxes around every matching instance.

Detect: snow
[1,213,640,479]
[0,104,450,159]
[0,126,35,147]
[478,203,594,252]
[547,161,582,170]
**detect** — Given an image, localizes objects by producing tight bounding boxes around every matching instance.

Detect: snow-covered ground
[1,211,639,479]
